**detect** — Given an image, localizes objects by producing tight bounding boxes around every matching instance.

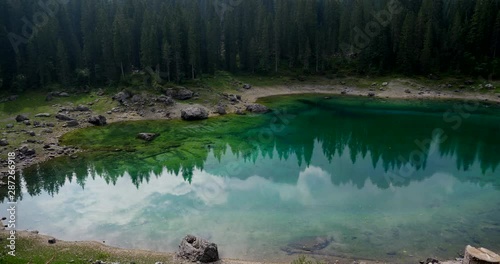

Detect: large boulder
[176,235,219,263]
[181,107,209,121]
[88,115,107,126]
[112,91,132,104]
[246,104,269,113]
[137,133,158,142]
[15,115,29,122]
[174,88,194,100]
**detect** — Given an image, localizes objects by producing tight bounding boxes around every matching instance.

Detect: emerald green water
[3,95,500,262]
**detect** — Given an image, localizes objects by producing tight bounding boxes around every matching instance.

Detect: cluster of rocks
[165,87,196,100]
[221,93,242,105]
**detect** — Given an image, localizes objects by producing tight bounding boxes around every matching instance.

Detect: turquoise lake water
[2,95,500,262]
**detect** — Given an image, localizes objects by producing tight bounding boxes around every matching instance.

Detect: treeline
[0,0,499,91]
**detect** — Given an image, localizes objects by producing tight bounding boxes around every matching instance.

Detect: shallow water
[2,95,500,263]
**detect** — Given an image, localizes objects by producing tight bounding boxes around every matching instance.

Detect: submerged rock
[281,236,333,255]
[246,104,269,113]
[176,235,219,263]
[137,133,159,142]
[88,115,107,126]
[181,107,209,121]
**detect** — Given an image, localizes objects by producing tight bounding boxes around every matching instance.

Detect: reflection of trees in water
[15,99,500,200]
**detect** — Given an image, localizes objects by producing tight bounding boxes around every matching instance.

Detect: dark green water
[4,95,500,262]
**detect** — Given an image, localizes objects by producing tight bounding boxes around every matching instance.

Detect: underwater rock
[181,107,209,121]
[176,234,219,263]
[246,104,269,113]
[281,236,333,255]
[88,115,107,126]
[137,133,159,142]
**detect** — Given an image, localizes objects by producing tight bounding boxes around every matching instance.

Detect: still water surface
[3,95,500,262]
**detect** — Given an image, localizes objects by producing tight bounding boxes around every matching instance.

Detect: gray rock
[42,129,53,134]
[23,120,31,126]
[174,88,194,100]
[137,133,159,142]
[368,92,376,97]
[235,109,246,115]
[181,107,209,121]
[485,83,494,89]
[88,115,107,126]
[35,113,51,118]
[246,104,269,113]
[0,139,8,146]
[216,105,226,115]
[59,92,70,97]
[28,131,36,137]
[48,238,56,244]
[131,94,144,103]
[5,124,13,129]
[66,120,79,127]
[382,82,389,86]
[176,235,219,263]
[157,95,175,106]
[243,84,252,89]
[46,123,55,127]
[112,91,132,104]
[15,115,29,122]
[74,105,90,111]
[19,145,36,156]
[405,89,412,94]
[55,113,73,121]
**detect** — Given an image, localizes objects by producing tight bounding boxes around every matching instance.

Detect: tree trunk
[463,245,500,264]
[120,62,125,79]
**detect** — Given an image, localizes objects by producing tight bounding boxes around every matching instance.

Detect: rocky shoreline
[1,79,499,176]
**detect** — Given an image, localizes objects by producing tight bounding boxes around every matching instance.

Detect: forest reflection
[15,97,500,201]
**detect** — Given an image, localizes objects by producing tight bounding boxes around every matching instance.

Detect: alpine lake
[3,94,500,263]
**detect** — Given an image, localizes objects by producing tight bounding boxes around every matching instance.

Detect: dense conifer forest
[0,0,499,92]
